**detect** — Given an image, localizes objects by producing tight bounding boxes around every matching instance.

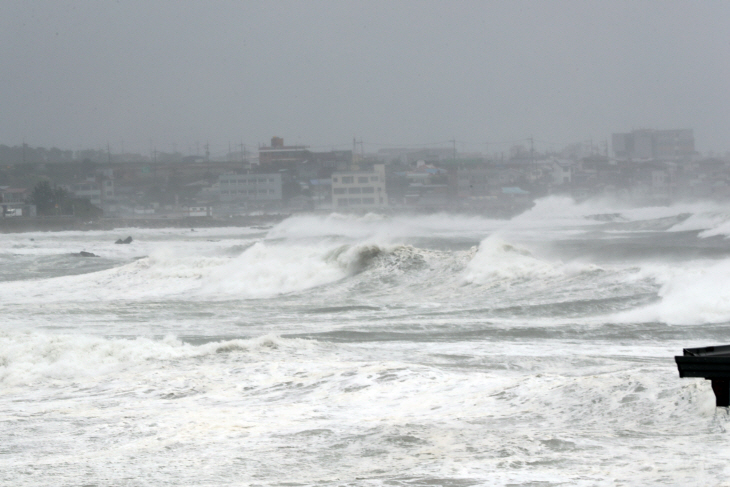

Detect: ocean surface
[2,196,730,486]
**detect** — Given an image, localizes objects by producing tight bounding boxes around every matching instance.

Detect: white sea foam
[0,328,717,485]
[2,215,729,485]
[0,331,316,388]
[612,258,730,325]
[201,241,351,298]
[463,236,560,284]
[267,211,504,242]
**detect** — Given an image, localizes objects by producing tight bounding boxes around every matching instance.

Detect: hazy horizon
[2,1,729,156]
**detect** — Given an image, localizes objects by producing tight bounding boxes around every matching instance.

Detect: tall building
[612,129,694,160]
[331,164,388,210]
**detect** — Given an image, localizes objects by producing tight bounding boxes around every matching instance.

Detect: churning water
[3,196,730,486]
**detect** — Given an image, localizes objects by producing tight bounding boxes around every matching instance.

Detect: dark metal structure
[675,344,730,407]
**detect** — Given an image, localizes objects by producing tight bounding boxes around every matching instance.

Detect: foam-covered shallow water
[3,198,730,486]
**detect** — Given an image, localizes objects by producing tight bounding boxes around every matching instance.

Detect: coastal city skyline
[5,3,730,483]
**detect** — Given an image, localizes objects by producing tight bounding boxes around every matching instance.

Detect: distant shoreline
[0,206,527,233]
[0,214,291,233]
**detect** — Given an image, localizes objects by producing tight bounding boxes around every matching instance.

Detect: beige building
[331,164,388,210]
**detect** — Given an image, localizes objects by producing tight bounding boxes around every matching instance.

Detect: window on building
[332,177,338,182]
[337,198,348,206]
[349,198,361,205]
[341,176,354,184]
[358,176,369,183]
[361,187,374,193]
[371,176,378,181]
[348,187,361,194]
[333,188,346,194]
[362,198,375,205]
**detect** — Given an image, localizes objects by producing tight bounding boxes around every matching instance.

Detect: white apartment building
[219,173,282,203]
[331,164,388,210]
[72,181,102,206]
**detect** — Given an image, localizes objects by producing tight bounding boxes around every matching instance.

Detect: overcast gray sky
[1,0,729,156]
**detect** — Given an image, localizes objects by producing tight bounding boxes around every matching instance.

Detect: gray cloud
[1,0,729,155]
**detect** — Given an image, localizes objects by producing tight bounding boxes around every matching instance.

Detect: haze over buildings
[1,1,729,155]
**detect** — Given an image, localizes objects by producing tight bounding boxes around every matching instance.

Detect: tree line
[28,180,102,219]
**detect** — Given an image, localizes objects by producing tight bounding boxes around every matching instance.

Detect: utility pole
[529,136,534,165]
[204,141,210,162]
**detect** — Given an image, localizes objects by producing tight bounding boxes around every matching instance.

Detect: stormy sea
[3,196,730,486]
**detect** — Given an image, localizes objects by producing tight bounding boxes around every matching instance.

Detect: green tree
[63,197,103,219]
[30,180,56,215]
[53,186,69,213]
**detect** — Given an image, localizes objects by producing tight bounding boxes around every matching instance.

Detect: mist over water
[3,198,730,485]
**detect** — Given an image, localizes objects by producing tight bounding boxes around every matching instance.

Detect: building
[218,173,282,205]
[551,160,574,185]
[0,187,28,204]
[0,187,34,217]
[377,147,453,165]
[258,137,310,168]
[71,180,102,206]
[184,206,213,217]
[612,129,695,161]
[331,164,388,210]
